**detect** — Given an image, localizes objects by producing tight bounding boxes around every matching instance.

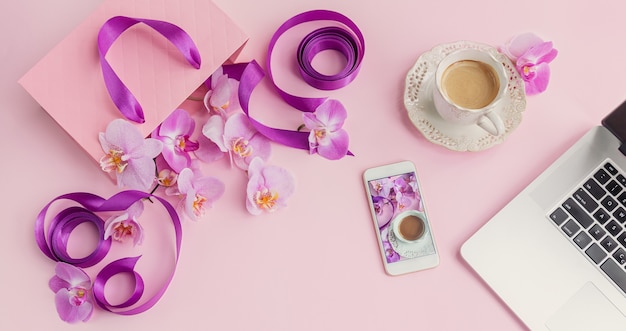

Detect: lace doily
[403,41,527,152]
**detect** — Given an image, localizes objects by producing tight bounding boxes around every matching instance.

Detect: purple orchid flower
[176,168,225,221]
[99,119,163,191]
[48,263,94,323]
[499,33,558,95]
[204,66,239,116]
[151,109,200,173]
[303,99,349,160]
[246,157,295,215]
[202,112,271,171]
[103,200,145,246]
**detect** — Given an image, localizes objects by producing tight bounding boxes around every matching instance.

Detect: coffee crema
[398,215,425,241]
[441,60,499,110]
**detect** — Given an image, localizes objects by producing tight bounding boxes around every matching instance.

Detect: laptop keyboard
[549,159,626,295]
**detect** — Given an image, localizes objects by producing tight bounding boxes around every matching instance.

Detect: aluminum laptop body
[461,101,626,330]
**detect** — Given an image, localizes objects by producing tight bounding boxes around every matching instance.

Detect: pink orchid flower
[202,112,271,171]
[48,263,94,323]
[303,99,349,160]
[176,168,225,221]
[204,66,239,116]
[246,157,295,215]
[99,119,163,191]
[499,33,558,95]
[152,109,200,173]
[103,200,145,246]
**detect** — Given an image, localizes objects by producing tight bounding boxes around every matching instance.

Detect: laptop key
[617,174,626,187]
[586,243,607,264]
[613,248,626,265]
[574,231,592,249]
[589,224,606,240]
[562,219,580,237]
[613,207,626,223]
[605,220,622,236]
[549,208,569,225]
[601,259,626,293]
[601,236,618,253]
[595,168,611,185]
[563,198,594,229]
[606,180,623,197]
[601,195,618,212]
[593,208,610,224]
[573,188,599,213]
[583,178,606,200]
[604,162,619,176]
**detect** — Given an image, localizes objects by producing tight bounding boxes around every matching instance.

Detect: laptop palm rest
[546,282,626,331]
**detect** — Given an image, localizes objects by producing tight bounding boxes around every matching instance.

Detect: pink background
[2,0,626,330]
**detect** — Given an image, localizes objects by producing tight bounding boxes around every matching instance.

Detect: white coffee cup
[432,48,507,136]
[391,210,427,244]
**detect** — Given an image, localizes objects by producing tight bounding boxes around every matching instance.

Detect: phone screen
[366,170,436,264]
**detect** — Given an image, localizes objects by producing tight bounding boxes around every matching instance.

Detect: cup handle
[477,111,505,136]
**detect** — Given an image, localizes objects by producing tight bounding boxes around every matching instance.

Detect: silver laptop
[461,101,626,331]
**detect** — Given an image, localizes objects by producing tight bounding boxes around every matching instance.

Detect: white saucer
[387,220,436,259]
[403,41,527,152]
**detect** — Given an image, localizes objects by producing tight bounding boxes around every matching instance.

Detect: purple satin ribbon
[266,10,365,112]
[223,10,363,154]
[35,190,182,315]
[98,16,202,123]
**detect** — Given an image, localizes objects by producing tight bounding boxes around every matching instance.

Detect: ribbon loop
[98,16,202,123]
[35,190,183,316]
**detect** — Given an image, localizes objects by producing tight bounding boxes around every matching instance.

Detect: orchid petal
[195,177,226,205]
[209,75,232,109]
[260,165,295,202]
[129,138,162,159]
[159,109,196,138]
[202,115,228,152]
[519,41,557,64]
[314,99,347,131]
[500,32,543,61]
[224,112,255,141]
[54,289,93,323]
[49,276,70,294]
[316,129,349,160]
[53,263,90,287]
[105,119,144,151]
[194,134,226,163]
[161,146,192,173]
[210,66,224,89]
[118,157,156,190]
[248,157,264,177]
[523,63,551,95]
[303,112,324,130]
[177,168,194,195]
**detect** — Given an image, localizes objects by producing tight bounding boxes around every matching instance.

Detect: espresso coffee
[441,60,499,110]
[398,215,425,241]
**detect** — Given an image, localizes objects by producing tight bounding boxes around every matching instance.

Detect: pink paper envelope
[19,0,248,163]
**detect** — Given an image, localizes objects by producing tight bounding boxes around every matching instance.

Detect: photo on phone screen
[364,161,439,275]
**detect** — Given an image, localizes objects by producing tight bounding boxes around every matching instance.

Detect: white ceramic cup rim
[434,49,507,112]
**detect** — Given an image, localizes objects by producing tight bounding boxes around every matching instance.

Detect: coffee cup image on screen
[367,172,436,263]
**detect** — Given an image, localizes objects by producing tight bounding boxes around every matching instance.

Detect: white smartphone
[363,160,439,275]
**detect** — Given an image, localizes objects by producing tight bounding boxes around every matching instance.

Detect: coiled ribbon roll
[224,10,364,154]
